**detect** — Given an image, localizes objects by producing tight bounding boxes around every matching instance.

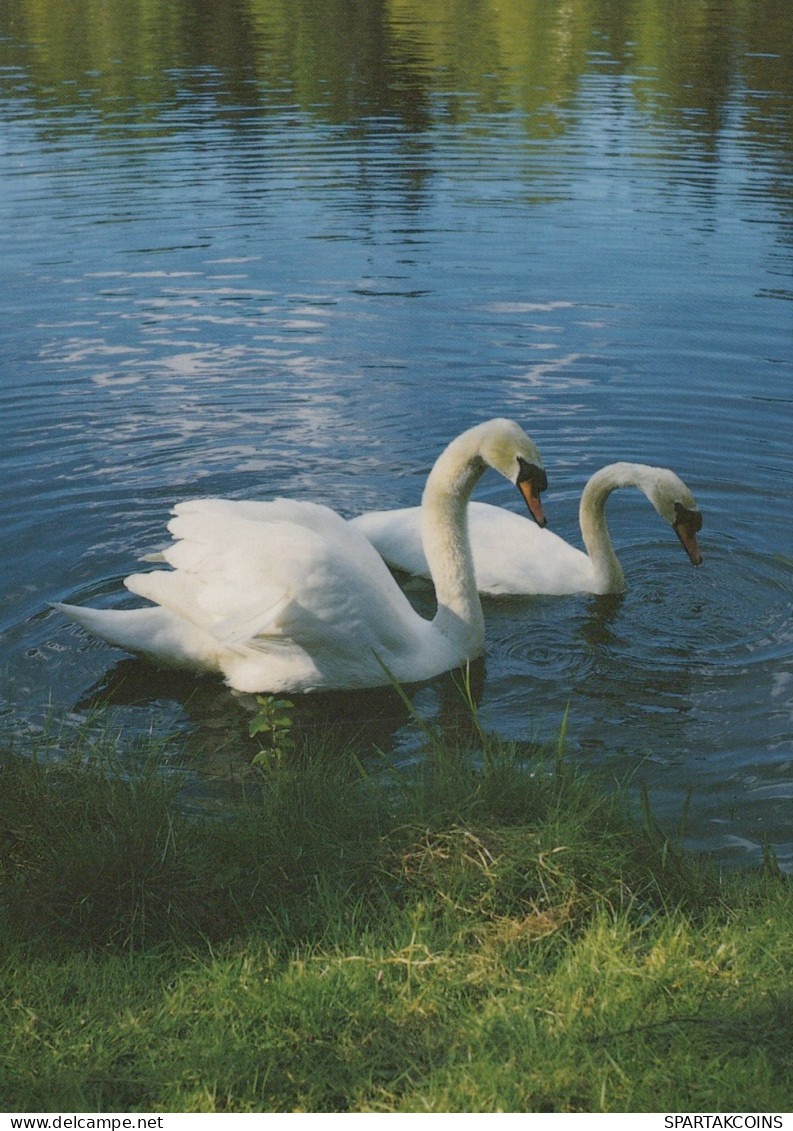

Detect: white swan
[54,418,548,693]
[349,462,703,597]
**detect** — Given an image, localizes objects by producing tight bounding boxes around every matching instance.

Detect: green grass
[1,711,792,1112]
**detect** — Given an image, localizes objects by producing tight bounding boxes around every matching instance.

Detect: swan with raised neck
[420,418,547,650]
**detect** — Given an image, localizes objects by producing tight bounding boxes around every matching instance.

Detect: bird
[349,461,703,597]
[54,418,548,692]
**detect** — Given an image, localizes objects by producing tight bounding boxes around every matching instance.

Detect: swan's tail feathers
[52,601,198,666]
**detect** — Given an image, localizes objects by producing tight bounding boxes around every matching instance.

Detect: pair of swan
[55,419,547,693]
[55,418,703,694]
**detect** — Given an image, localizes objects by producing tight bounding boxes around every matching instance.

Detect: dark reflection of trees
[263,0,433,129]
[0,0,433,130]
[743,0,793,241]
[1,0,438,206]
[3,0,791,132]
[1,0,791,222]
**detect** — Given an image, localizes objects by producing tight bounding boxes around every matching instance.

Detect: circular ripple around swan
[478,534,793,759]
[617,540,793,672]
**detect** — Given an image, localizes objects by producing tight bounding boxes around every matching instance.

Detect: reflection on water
[73,651,490,791]
[1,0,792,870]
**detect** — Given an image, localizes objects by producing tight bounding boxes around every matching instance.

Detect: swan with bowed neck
[350,462,702,597]
[54,418,548,692]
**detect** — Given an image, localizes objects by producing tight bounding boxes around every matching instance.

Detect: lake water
[2,0,792,869]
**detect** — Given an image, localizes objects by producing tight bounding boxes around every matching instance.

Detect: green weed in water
[249,695,296,768]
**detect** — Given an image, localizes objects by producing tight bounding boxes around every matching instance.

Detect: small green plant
[249,695,295,767]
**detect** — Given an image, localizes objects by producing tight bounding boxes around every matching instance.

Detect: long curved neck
[421,439,486,651]
[578,463,643,593]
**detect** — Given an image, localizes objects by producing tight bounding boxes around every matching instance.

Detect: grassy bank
[1,712,792,1113]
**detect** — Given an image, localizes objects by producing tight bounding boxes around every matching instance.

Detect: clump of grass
[1,728,203,950]
[0,715,696,954]
[2,703,792,1112]
[3,698,735,955]
[1,722,394,951]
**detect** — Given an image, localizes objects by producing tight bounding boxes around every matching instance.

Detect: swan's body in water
[350,462,703,597]
[54,418,547,693]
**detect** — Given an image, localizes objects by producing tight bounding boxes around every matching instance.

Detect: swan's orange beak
[516,462,548,528]
[673,505,703,566]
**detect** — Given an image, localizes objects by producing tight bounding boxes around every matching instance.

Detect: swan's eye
[516,458,547,493]
[673,502,702,533]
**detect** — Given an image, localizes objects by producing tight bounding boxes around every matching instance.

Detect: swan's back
[351,502,593,596]
[60,497,471,693]
[140,499,455,685]
[349,506,427,578]
[467,505,593,594]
